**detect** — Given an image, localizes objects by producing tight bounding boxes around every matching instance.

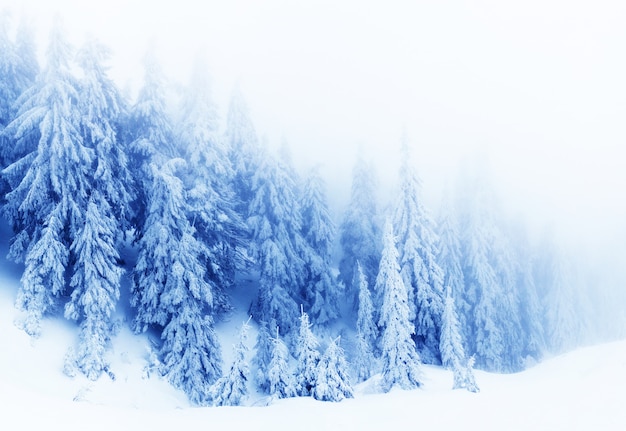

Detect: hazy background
[4,0,626,259]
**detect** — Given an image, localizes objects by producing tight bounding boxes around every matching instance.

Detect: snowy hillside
[1,270,625,430]
[2,7,626,429]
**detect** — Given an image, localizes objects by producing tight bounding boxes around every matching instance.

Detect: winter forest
[0,12,624,408]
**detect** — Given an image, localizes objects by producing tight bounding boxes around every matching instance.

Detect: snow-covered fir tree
[440,288,465,370]
[294,309,321,396]
[489,222,525,367]
[440,287,479,392]
[247,148,306,332]
[252,319,275,393]
[0,14,37,182]
[126,50,177,231]
[267,326,296,400]
[510,223,545,362]
[176,55,244,315]
[132,160,186,330]
[338,152,381,310]
[127,50,176,165]
[0,14,37,122]
[543,249,580,354]
[377,219,423,392]
[456,159,525,372]
[313,337,354,402]
[161,309,222,406]
[132,160,222,405]
[459,356,480,393]
[354,261,377,382]
[437,186,470,347]
[64,193,122,380]
[392,139,444,364]
[12,17,38,94]
[300,166,340,326]
[210,320,251,407]
[225,86,260,228]
[460,196,510,371]
[3,21,91,336]
[57,38,133,380]
[76,38,133,233]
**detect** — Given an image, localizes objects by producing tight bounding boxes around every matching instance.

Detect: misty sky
[4,0,626,253]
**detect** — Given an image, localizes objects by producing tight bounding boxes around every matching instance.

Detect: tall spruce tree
[377,219,423,392]
[0,14,37,131]
[247,149,306,332]
[252,319,275,393]
[64,193,122,380]
[3,21,91,336]
[267,326,296,400]
[300,166,340,326]
[1,14,38,187]
[440,286,479,392]
[437,186,470,348]
[225,86,260,229]
[543,249,580,354]
[294,309,320,396]
[132,160,222,404]
[456,160,525,372]
[59,39,135,379]
[490,223,525,368]
[76,38,133,233]
[338,152,381,310]
[392,139,444,364]
[13,17,38,94]
[176,55,244,315]
[127,50,177,233]
[509,223,545,362]
[440,290,465,370]
[354,261,377,382]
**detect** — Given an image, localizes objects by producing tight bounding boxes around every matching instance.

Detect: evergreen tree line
[0,17,608,405]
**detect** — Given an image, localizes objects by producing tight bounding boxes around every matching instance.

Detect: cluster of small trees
[250,312,354,404]
[0,15,600,406]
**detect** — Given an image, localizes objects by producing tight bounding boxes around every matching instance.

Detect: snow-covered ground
[1,264,625,430]
[0,216,623,430]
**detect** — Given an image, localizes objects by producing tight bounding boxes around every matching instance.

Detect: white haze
[4,0,626,255]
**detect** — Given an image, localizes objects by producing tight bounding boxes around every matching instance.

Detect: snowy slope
[2,267,626,430]
[1,220,625,430]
